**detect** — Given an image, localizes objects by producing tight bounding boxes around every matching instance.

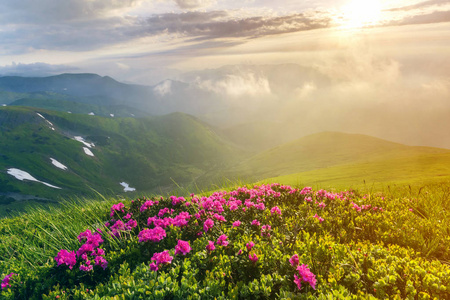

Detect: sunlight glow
[340,0,383,29]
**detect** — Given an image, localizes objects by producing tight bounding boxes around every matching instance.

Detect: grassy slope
[0,107,241,216]
[225,132,450,187]
[9,97,147,118]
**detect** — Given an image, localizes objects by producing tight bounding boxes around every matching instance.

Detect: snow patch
[68,111,72,114]
[74,136,95,148]
[83,147,94,156]
[110,114,114,117]
[2,104,6,107]
[7,168,61,189]
[120,182,136,192]
[36,113,46,119]
[88,112,95,116]
[50,158,68,170]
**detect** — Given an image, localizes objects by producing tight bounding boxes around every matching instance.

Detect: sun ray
[340,0,383,29]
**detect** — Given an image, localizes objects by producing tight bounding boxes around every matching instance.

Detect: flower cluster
[174,240,191,256]
[1,273,16,290]
[294,264,317,290]
[138,226,166,243]
[55,249,76,269]
[150,250,173,272]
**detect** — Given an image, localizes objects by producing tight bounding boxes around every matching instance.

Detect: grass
[0,180,449,299]
[260,152,450,191]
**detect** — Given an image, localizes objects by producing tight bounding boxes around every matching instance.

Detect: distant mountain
[0,106,241,210]
[225,132,450,181]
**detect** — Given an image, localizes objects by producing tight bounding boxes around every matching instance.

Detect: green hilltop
[0,106,241,216]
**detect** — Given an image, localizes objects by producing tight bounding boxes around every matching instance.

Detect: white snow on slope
[120,182,136,192]
[2,104,6,107]
[74,136,95,148]
[50,158,68,170]
[88,112,95,116]
[7,168,61,189]
[110,114,114,117]
[36,112,55,129]
[83,147,94,156]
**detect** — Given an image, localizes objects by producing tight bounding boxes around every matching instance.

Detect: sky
[0,0,449,148]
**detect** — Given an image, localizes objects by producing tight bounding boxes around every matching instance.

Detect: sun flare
[340,0,382,29]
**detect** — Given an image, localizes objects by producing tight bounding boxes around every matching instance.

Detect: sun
[340,0,382,29]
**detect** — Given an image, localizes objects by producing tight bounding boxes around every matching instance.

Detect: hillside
[0,107,241,215]
[227,132,450,181]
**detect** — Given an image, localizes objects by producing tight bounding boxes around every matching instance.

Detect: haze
[0,0,449,148]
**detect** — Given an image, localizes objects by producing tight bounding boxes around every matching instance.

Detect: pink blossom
[140,200,154,212]
[151,250,173,266]
[313,214,324,223]
[126,219,137,230]
[217,234,229,247]
[255,203,265,210]
[149,262,159,271]
[206,240,216,252]
[270,206,282,216]
[249,253,258,263]
[55,249,77,269]
[251,219,260,226]
[110,202,125,217]
[175,240,191,256]
[232,220,241,227]
[1,273,16,290]
[295,264,317,290]
[94,256,108,270]
[203,218,214,232]
[138,227,166,243]
[261,225,271,237]
[246,241,255,251]
[289,254,299,267]
[317,202,326,208]
[124,213,132,220]
[79,260,93,272]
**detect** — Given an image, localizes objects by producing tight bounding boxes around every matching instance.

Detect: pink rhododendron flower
[289,254,299,267]
[251,219,260,226]
[1,273,16,290]
[249,253,258,262]
[232,220,241,227]
[140,200,154,212]
[206,240,216,252]
[79,260,93,272]
[151,250,173,267]
[110,202,125,217]
[317,202,326,208]
[94,256,108,270]
[217,234,229,246]
[175,240,191,256]
[261,225,271,237]
[138,226,166,243]
[295,264,317,290]
[124,213,132,220]
[313,214,324,223]
[126,219,137,230]
[149,262,158,271]
[55,249,77,269]
[246,241,255,251]
[270,206,282,215]
[203,218,214,232]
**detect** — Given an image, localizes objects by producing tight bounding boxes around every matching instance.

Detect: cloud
[0,0,141,23]
[0,62,78,76]
[173,0,215,10]
[193,70,271,98]
[143,10,332,39]
[385,0,450,12]
[395,10,450,25]
[153,80,173,96]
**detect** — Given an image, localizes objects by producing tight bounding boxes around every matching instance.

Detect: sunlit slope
[260,152,450,190]
[228,132,450,181]
[0,107,240,203]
